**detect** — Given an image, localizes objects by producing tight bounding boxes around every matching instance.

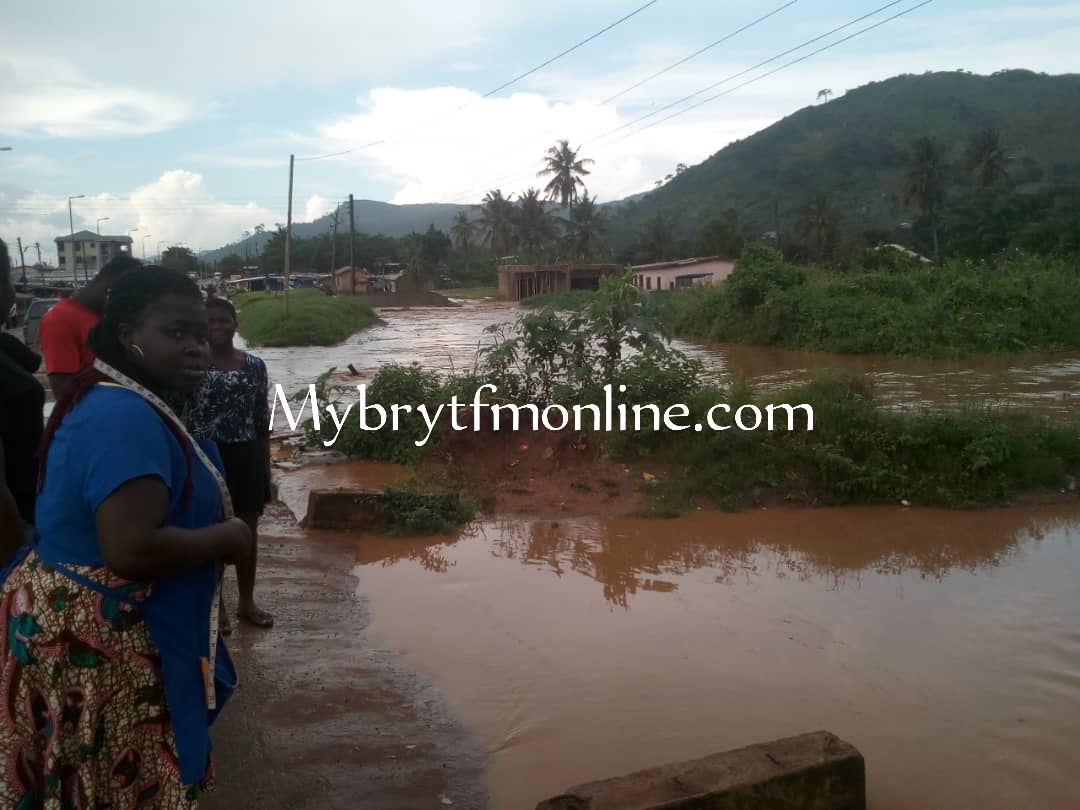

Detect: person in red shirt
[39,254,142,398]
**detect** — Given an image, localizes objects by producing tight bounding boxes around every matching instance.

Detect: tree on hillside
[567,192,609,261]
[478,189,517,260]
[904,136,948,263]
[515,188,559,261]
[538,139,593,221]
[451,211,478,254]
[637,214,676,263]
[162,246,199,276]
[967,128,1010,193]
[817,89,833,103]
[795,193,839,260]
[699,208,745,258]
[216,253,244,277]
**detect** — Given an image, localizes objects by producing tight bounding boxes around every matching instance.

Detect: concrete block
[303,488,387,531]
[535,731,865,810]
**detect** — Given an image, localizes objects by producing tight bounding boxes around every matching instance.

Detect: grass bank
[233,289,379,347]
[664,245,1080,357]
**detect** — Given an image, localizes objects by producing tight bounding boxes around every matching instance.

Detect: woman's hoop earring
[130,344,145,360]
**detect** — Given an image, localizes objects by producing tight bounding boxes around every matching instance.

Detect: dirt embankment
[424,419,661,518]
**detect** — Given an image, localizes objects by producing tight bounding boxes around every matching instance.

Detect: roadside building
[497,262,622,301]
[55,231,134,280]
[333,266,369,294]
[631,256,736,291]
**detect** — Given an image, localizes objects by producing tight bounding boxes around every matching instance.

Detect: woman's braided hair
[38,267,205,501]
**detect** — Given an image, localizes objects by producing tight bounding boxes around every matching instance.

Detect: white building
[631,256,736,291]
[55,230,134,280]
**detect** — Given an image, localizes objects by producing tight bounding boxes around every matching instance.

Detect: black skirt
[216,439,272,515]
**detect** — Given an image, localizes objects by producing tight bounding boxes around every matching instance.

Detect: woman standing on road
[190,297,274,632]
[0,267,250,808]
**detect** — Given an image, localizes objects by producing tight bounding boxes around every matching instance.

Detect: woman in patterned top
[190,298,274,632]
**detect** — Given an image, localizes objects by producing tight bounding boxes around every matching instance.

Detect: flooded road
[248,302,1080,419]
[343,504,1080,809]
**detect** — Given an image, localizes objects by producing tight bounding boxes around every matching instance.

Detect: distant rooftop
[56,230,134,243]
[631,256,733,272]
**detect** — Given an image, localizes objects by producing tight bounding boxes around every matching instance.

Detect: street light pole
[68,194,86,286]
[126,228,138,256]
[97,216,110,235]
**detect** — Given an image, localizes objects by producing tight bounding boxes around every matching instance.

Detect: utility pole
[283,154,294,316]
[329,206,339,276]
[34,243,43,284]
[16,237,27,284]
[349,194,356,296]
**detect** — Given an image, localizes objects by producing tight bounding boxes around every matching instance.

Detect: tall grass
[233,289,379,347]
[663,247,1080,357]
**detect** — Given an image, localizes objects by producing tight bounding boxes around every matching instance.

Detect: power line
[438,0,918,205]
[580,0,910,149]
[598,0,798,106]
[434,0,800,203]
[597,0,936,151]
[294,0,661,163]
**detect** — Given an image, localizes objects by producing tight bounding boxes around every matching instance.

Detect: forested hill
[606,70,1080,246]
[200,200,470,263]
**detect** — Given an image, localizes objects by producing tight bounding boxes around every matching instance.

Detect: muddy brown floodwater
[247,303,1080,809]
[342,504,1080,810]
[246,301,1080,421]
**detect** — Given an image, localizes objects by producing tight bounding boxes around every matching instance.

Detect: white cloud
[302,194,334,223]
[0,171,279,263]
[306,86,768,205]
[0,56,194,138]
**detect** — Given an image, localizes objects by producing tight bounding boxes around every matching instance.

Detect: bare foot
[237,605,274,628]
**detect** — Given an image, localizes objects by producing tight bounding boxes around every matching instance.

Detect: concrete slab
[535,730,865,810]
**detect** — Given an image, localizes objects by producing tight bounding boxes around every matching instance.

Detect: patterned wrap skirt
[0,550,213,809]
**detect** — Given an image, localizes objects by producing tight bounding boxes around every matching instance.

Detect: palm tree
[537,139,594,221]
[515,188,558,261]
[568,192,609,261]
[817,89,833,103]
[904,136,948,264]
[967,128,1010,193]
[795,192,838,260]
[477,189,517,260]
[451,211,478,253]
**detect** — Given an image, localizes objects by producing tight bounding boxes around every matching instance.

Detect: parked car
[23,297,59,351]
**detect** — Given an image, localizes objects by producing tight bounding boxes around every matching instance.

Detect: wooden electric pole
[329,206,339,275]
[16,237,27,283]
[349,194,356,296]
[284,154,294,316]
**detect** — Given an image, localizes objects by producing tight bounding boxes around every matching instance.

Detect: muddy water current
[246,301,1080,422]
[339,502,1080,810]
[262,303,1080,808]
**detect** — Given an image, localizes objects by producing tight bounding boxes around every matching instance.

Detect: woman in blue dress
[0,267,251,808]
[189,297,274,632]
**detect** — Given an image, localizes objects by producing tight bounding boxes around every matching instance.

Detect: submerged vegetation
[299,275,1079,518]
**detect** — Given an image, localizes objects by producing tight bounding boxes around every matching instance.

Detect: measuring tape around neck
[93,358,232,710]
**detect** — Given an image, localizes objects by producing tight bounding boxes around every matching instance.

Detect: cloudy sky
[2,0,1078,260]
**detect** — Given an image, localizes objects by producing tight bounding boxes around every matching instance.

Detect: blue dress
[0,384,236,807]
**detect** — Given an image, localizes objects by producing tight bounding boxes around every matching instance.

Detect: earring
[130,344,145,360]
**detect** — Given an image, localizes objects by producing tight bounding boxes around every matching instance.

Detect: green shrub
[236,289,379,347]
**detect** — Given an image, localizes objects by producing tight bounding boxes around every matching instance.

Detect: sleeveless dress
[0,384,236,809]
